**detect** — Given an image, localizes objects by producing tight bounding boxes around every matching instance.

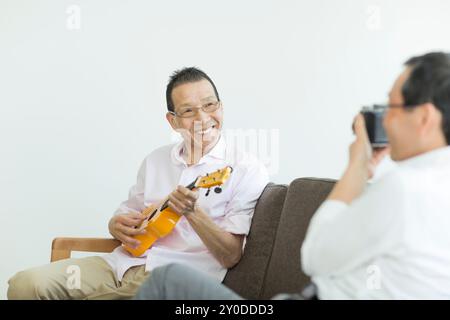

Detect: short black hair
[403,52,450,144]
[166,67,220,112]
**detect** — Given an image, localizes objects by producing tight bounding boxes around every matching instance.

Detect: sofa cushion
[223,183,288,299]
[261,178,336,299]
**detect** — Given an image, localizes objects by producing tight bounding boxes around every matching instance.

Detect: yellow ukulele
[124,166,233,257]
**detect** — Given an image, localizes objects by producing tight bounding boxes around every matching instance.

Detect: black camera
[360,105,389,147]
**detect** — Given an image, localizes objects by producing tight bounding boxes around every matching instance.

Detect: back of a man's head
[403,52,450,144]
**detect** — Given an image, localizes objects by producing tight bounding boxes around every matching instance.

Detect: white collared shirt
[301,146,450,299]
[102,136,269,281]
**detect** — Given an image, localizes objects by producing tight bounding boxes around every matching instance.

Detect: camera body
[361,105,389,147]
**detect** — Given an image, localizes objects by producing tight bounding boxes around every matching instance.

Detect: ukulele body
[122,166,233,257]
[124,204,181,257]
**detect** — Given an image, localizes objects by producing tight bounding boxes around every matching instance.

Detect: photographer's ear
[418,103,441,136]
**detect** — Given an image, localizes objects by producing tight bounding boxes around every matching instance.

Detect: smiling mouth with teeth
[197,125,216,135]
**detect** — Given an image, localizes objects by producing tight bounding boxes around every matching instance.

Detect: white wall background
[1,0,449,299]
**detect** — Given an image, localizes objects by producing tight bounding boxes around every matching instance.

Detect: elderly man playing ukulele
[8,67,269,300]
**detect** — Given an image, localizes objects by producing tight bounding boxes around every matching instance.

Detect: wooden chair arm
[51,237,122,262]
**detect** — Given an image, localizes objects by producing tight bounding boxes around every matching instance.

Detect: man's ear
[166,112,178,130]
[419,103,441,136]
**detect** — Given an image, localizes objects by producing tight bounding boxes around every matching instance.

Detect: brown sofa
[51,177,335,299]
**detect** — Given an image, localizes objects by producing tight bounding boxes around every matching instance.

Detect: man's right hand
[350,114,390,179]
[108,213,147,249]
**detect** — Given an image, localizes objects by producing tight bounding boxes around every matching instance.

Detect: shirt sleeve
[301,172,407,277]
[214,159,270,236]
[113,159,147,215]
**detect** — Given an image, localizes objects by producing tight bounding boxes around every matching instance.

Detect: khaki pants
[7,256,149,300]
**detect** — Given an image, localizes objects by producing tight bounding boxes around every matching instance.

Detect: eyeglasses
[169,101,222,118]
[377,103,421,109]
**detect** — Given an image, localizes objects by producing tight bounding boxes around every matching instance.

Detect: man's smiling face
[167,79,223,152]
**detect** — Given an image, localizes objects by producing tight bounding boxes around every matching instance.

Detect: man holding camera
[133,52,450,300]
[301,51,450,299]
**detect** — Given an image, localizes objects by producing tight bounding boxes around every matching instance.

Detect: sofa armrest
[51,237,122,262]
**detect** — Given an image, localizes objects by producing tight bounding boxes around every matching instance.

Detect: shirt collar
[397,146,450,169]
[171,134,226,166]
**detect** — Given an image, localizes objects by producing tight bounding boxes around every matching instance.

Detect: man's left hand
[168,185,199,216]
